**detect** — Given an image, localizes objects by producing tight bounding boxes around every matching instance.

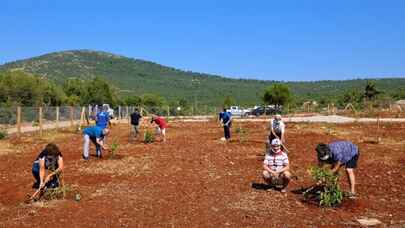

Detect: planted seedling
[110,138,119,159]
[235,125,247,143]
[144,130,155,144]
[0,129,7,140]
[303,166,344,207]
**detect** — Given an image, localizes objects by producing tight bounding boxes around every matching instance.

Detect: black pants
[224,125,231,139]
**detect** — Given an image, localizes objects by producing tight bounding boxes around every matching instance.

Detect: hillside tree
[263,83,292,108]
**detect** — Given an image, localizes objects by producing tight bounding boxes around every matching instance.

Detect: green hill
[1,50,404,106]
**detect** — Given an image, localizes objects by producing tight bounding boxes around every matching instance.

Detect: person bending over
[32,143,64,190]
[315,140,360,198]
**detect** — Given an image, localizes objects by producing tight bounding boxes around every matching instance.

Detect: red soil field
[0,120,404,227]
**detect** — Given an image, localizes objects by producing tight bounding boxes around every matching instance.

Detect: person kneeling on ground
[82,126,110,160]
[316,140,359,198]
[150,115,167,142]
[32,143,64,190]
[263,138,291,192]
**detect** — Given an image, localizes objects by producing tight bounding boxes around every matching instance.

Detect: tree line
[1,70,404,111]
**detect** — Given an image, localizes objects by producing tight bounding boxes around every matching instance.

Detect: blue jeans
[32,162,59,189]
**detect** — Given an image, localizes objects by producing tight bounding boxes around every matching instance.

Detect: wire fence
[0,103,403,136]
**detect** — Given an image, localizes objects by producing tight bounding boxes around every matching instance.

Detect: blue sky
[1,0,404,81]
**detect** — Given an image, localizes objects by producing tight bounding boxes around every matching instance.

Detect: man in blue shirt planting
[316,140,360,198]
[82,126,110,160]
[220,108,232,142]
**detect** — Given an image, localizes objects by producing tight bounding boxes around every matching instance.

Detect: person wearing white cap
[268,114,285,143]
[262,138,291,192]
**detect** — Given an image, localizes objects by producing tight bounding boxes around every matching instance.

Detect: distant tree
[338,90,362,107]
[178,98,189,108]
[392,88,405,100]
[262,83,292,108]
[142,93,166,107]
[84,77,118,106]
[123,95,142,106]
[43,83,66,106]
[364,81,380,101]
[63,78,87,105]
[65,95,81,106]
[223,95,235,108]
[0,71,66,106]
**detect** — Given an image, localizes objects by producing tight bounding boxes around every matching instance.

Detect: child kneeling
[263,138,291,192]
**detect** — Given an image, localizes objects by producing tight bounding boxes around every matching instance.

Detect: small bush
[304,166,344,207]
[0,130,7,140]
[110,138,119,159]
[235,126,247,143]
[144,130,155,144]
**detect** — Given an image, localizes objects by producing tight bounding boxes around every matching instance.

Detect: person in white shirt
[263,138,291,192]
[268,114,285,143]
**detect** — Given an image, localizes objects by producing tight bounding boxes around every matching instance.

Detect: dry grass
[79,156,153,176]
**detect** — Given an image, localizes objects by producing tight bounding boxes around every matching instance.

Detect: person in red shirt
[151,115,167,142]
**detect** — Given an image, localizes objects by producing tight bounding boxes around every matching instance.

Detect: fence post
[79,107,85,130]
[70,106,74,129]
[167,106,170,117]
[118,106,121,120]
[39,107,43,137]
[56,106,60,132]
[17,106,21,137]
[126,106,130,125]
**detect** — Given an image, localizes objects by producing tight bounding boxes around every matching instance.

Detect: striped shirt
[263,151,289,172]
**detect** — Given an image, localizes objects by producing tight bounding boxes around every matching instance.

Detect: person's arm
[225,115,232,126]
[44,157,64,184]
[331,161,342,174]
[280,122,286,143]
[108,118,112,127]
[263,164,276,175]
[276,163,289,174]
[96,137,108,150]
[39,159,46,189]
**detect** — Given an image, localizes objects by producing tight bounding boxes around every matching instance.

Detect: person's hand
[44,175,52,184]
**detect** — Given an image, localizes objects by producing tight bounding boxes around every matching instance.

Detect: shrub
[110,138,119,159]
[0,129,7,140]
[144,130,155,144]
[235,126,247,143]
[304,166,344,207]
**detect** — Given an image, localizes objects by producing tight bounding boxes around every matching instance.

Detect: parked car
[226,106,249,116]
[248,106,282,116]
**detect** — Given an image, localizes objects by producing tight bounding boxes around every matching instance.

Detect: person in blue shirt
[82,126,109,160]
[316,140,360,198]
[220,108,232,142]
[96,105,111,129]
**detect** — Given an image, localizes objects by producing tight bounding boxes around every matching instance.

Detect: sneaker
[347,192,357,199]
[82,155,89,160]
[280,188,287,193]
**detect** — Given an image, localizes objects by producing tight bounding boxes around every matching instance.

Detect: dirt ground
[0,120,404,227]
